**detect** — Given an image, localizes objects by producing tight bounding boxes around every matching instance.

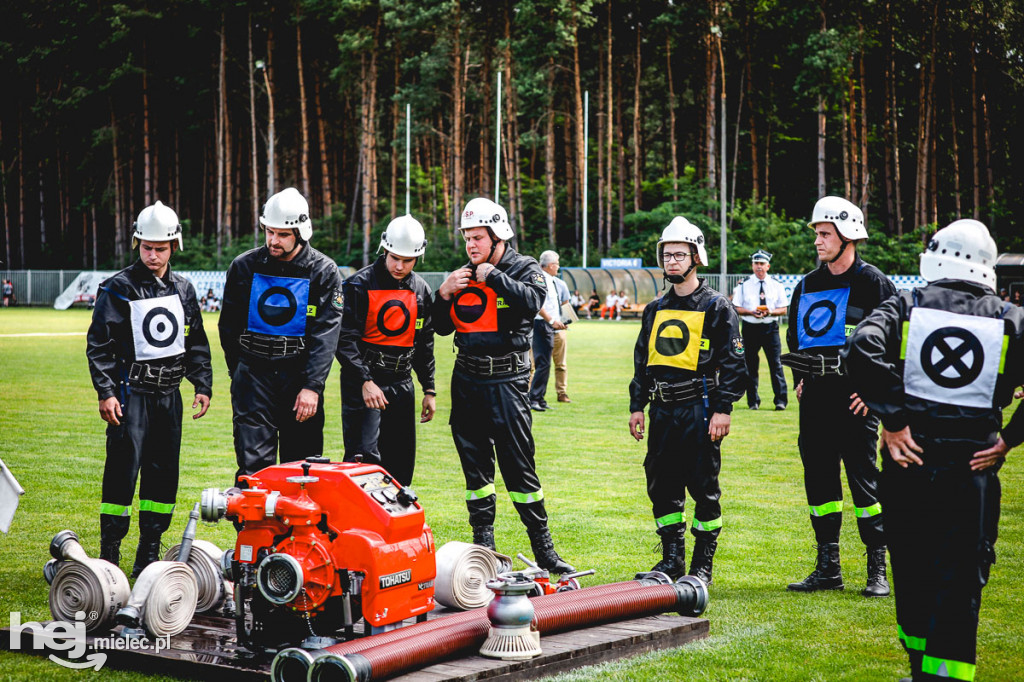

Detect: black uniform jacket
[787,255,896,385]
[336,255,435,391]
[87,260,213,400]
[629,278,746,415]
[219,243,342,393]
[431,246,546,356]
[843,279,1024,448]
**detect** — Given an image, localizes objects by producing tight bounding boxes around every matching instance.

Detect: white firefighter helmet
[919,219,998,290]
[260,187,312,241]
[132,201,183,251]
[379,214,427,258]
[807,196,868,241]
[459,197,513,241]
[657,216,708,269]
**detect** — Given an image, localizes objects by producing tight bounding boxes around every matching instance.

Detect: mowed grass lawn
[1,307,1022,682]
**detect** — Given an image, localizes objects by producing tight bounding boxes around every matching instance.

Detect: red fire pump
[201,456,435,652]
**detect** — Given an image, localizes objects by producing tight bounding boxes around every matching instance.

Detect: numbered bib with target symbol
[796,287,850,350]
[247,273,310,337]
[130,294,186,361]
[450,283,498,333]
[364,290,417,347]
[647,309,706,370]
[903,307,1006,409]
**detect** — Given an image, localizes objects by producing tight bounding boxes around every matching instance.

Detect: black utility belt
[239,331,306,359]
[364,348,415,374]
[780,352,844,376]
[455,350,530,377]
[651,376,719,403]
[128,362,185,389]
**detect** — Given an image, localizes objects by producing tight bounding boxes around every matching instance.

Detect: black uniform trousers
[645,399,723,540]
[529,319,554,405]
[741,321,787,409]
[101,387,182,542]
[798,376,885,546]
[231,358,325,483]
[881,443,1000,681]
[341,374,416,486]
[450,369,547,530]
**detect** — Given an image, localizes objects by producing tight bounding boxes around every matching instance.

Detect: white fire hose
[45,530,131,633]
[163,539,229,614]
[434,541,513,611]
[116,561,198,638]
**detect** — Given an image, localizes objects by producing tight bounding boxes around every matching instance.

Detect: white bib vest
[130,294,186,361]
[903,307,1005,409]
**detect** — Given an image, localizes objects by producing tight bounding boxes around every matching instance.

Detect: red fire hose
[272,576,707,682]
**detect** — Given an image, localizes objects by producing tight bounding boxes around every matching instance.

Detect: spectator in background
[618,290,630,318]
[2,279,12,307]
[1013,290,1023,307]
[550,256,573,404]
[570,290,585,313]
[999,288,1010,302]
[529,250,566,412]
[586,290,601,319]
[202,288,220,312]
[600,290,618,320]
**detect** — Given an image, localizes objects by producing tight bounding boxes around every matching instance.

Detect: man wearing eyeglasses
[732,250,789,410]
[628,216,746,586]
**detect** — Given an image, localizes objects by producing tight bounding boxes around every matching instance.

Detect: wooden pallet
[3,611,708,681]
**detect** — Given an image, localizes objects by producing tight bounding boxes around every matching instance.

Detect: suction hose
[115,560,198,638]
[45,530,131,633]
[273,576,707,682]
[434,541,512,611]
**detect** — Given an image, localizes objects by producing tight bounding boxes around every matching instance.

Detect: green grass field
[1,308,1021,681]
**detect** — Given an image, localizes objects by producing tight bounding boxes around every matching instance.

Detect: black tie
[758,280,766,307]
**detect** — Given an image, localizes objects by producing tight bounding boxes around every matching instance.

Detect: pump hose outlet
[46,530,131,633]
[116,561,198,638]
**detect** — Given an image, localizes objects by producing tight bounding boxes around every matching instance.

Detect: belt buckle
[654,382,666,401]
[128,363,142,382]
[488,356,495,376]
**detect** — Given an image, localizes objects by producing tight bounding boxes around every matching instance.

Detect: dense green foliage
[2,1,1024,274]
[2,309,1022,680]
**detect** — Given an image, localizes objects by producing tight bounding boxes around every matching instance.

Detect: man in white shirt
[529,250,566,411]
[732,249,788,410]
[551,258,572,403]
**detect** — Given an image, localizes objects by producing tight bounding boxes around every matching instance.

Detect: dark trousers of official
[450,369,548,530]
[645,399,722,541]
[742,321,788,408]
[341,373,416,486]
[798,376,885,546]
[101,387,182,542]
[231,358,325,483]
[529,319,554,405]
[881,443,1000,681]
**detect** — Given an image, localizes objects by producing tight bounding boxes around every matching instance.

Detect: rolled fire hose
[273,576,707,682]
[163,539,227,614]
[45,530,131,633]
[115,560,198,638]
[434,541,513,611]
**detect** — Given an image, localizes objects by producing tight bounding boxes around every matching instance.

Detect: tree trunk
[632,21,642,213]
[981,75,994,229]
[597,39,605,251]
[391,52,400,219]
[606,2,614,249]
[297,17,310,199]
[666,35,678,203]
[314,71,333,221]
[361,17,381,266]
[887,1,903,235]
[248,16,260,245]
[858,35,869,211]
[0,119,9,269]
[480,49,491,199]
[970,38,980,220]
[452,3,464,239]
[816,3,826,197]
[842,85,851,200]
[948,52,961,219]
[109,104,123,266]
[615,69,625,239]
[706,11,718,198]
[745,11,759,202]
[571,0,586,237]
[266,29,277,197]
[545,56,556,247]
[502,6,524,240]
[216,15,226,266]
[142,46,152,207]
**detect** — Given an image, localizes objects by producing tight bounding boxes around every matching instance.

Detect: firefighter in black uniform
[433,197,574,574]
[783,196,895,596]
[628,216,746,584]
[336,214,436,486]
[87,201,212,577]
[220,187,342,481]
[845,219,1023,682]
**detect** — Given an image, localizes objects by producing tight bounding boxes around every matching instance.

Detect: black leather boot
[527,527,575,574]
[650,524,686,579]
[689,537,718,586]
[99,514,129,568]
[787,543,844,592]
[472,525,496,551]
[131,535,163,578]
[99,541,121,566]
[862,545,890,597]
